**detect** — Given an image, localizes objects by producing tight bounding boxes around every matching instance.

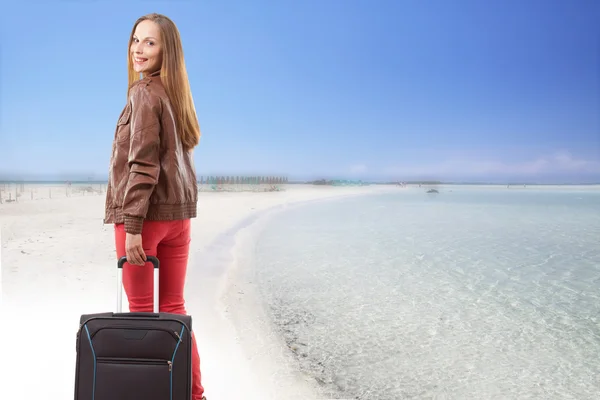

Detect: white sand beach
[0,182,394,400]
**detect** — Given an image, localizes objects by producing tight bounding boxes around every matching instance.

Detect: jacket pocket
[116,104,132,143]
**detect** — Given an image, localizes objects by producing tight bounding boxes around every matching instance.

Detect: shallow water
[253,186,600,399]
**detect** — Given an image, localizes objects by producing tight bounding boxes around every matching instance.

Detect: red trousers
[114,219,204,400]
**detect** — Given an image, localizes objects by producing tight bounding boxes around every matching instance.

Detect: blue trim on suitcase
[169,324,186,400]
[84,325,97,400]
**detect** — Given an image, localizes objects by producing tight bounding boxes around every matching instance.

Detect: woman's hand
[126,233,147,265]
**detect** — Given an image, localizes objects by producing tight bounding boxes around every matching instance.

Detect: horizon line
[1,179,599,186]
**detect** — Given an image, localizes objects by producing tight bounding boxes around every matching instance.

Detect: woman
[103,13,206,400]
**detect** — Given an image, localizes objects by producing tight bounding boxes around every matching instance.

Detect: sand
[0,182,394,400]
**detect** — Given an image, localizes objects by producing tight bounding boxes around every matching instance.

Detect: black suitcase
[74,256,193,400]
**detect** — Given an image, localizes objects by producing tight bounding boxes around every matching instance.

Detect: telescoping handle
[117,255,160,313]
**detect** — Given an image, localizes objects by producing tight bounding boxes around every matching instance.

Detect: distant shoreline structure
[0,176,291,203]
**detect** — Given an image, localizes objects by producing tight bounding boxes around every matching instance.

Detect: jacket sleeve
[122,86,162,234]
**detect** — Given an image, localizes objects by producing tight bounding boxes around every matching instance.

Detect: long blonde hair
[126,13,201,150]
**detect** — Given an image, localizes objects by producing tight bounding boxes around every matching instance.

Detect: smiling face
[130,19,163,76]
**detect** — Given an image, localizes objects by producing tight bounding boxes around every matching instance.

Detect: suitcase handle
[117,256,161,314]
[113,312,160,318]
[118,255,159,269]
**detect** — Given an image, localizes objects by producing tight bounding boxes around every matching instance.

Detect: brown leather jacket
[104,71,198,234]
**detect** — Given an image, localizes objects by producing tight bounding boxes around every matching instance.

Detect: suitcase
[74,256,193,400]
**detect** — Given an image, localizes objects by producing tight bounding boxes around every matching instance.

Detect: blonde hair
[126,13,201,150]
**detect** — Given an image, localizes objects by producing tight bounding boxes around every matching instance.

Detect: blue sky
[1,0,599,183]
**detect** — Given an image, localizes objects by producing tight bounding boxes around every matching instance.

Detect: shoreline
[185,188,394,399]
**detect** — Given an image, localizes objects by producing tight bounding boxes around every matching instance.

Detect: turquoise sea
[253,186,600,400]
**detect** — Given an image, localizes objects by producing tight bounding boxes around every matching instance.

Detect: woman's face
[130,20,163,76]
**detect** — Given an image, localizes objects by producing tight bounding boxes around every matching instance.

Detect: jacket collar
[144,69,161,79]
[130,69,161,89]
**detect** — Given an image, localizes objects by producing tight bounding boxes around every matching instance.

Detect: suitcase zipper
[97,356,172,370]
